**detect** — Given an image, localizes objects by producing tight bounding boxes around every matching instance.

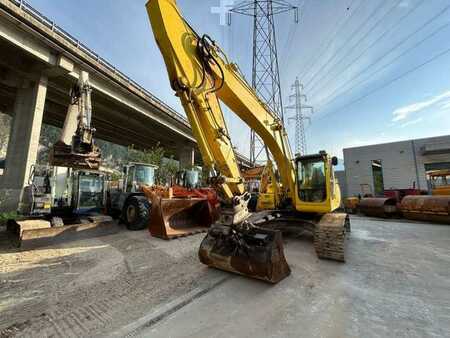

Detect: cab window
[135,166,155,186]
[297,159,326,202]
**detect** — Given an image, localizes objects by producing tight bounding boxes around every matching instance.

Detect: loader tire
[123,196,151,231]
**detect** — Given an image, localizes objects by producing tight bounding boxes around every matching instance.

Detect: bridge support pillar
[0,75,47,212]
[178,146,195,169]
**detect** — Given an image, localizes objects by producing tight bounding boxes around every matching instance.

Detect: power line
[308,0,425,100]
[306,0,402,94]
[280,0,304,71]
[296,0,361,83]
[303,0,388,89]
[315,4,450,111]
[314,44,450,122]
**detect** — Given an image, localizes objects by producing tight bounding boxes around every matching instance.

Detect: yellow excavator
[146,0,350,283]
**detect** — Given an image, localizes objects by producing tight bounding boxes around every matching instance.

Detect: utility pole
[286,77,313,156]
[229,0,298,166]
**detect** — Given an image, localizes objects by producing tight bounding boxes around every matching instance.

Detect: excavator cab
[295,151,341,214]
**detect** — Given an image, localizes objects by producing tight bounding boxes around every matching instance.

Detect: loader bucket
[199,224,291,284]
[359,197,397,218]
[400,195,450,224]
[149,195,218,239]
[7,217,118,250]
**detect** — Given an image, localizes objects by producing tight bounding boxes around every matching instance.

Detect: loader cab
[123,162,157,192]
[176,169,200,188]
[295,151,341,213]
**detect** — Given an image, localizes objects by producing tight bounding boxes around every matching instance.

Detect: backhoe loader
[146,0,350,283]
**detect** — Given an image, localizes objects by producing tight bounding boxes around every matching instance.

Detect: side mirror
[331,157,338,166]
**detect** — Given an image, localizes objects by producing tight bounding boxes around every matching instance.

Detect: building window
[424,162,450,171]
[371,160,384,196]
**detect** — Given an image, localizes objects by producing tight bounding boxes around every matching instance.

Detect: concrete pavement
[131,216,450,338]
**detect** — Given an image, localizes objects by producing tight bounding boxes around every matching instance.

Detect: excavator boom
[147,0,295,204]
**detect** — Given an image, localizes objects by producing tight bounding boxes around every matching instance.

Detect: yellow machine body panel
[256,160,280,211]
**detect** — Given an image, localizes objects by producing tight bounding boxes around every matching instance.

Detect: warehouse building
[343,135,450,197]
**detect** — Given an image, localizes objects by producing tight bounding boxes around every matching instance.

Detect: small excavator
[147,0,350,283]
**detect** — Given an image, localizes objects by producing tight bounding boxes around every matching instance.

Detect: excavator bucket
[49,141,101,170]
[143,186,219,240]
[199,224,291,284]
[401,195,450,224]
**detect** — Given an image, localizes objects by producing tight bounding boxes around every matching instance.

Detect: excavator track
[314,213,349,262]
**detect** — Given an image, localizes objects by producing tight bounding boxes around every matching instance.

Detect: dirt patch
[0,226,221,337]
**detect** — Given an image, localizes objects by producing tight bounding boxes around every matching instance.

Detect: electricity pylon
[229,0,298,165]
[286,77,313,156]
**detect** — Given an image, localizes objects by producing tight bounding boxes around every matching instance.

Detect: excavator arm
[147,0,296,206]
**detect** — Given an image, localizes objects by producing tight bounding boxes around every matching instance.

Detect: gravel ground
[0,223,225,337]
[0,217,449,338]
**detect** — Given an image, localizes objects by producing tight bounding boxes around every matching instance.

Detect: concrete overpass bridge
[0,0,251,210]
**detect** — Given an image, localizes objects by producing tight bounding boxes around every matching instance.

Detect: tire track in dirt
[1,231,219,337]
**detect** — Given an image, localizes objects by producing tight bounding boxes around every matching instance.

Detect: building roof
[343,134,450,151]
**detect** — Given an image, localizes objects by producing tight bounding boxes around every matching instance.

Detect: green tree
[37,124,60,164]
[127,144,165,166]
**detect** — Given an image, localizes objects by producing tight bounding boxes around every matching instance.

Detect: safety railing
[8,0,190,126]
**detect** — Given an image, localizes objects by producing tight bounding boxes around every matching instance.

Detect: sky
[27,0,450,163]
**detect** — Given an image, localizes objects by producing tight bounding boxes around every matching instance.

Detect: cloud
[392,91,450,122]
[440,101,450,110]
[400,117,423,128]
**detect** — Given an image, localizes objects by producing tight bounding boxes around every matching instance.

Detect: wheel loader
[146,0,350,283]
[108,162,219,238]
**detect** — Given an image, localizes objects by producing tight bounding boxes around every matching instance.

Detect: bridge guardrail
[9,0,190,126]
[5,0,252,165]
